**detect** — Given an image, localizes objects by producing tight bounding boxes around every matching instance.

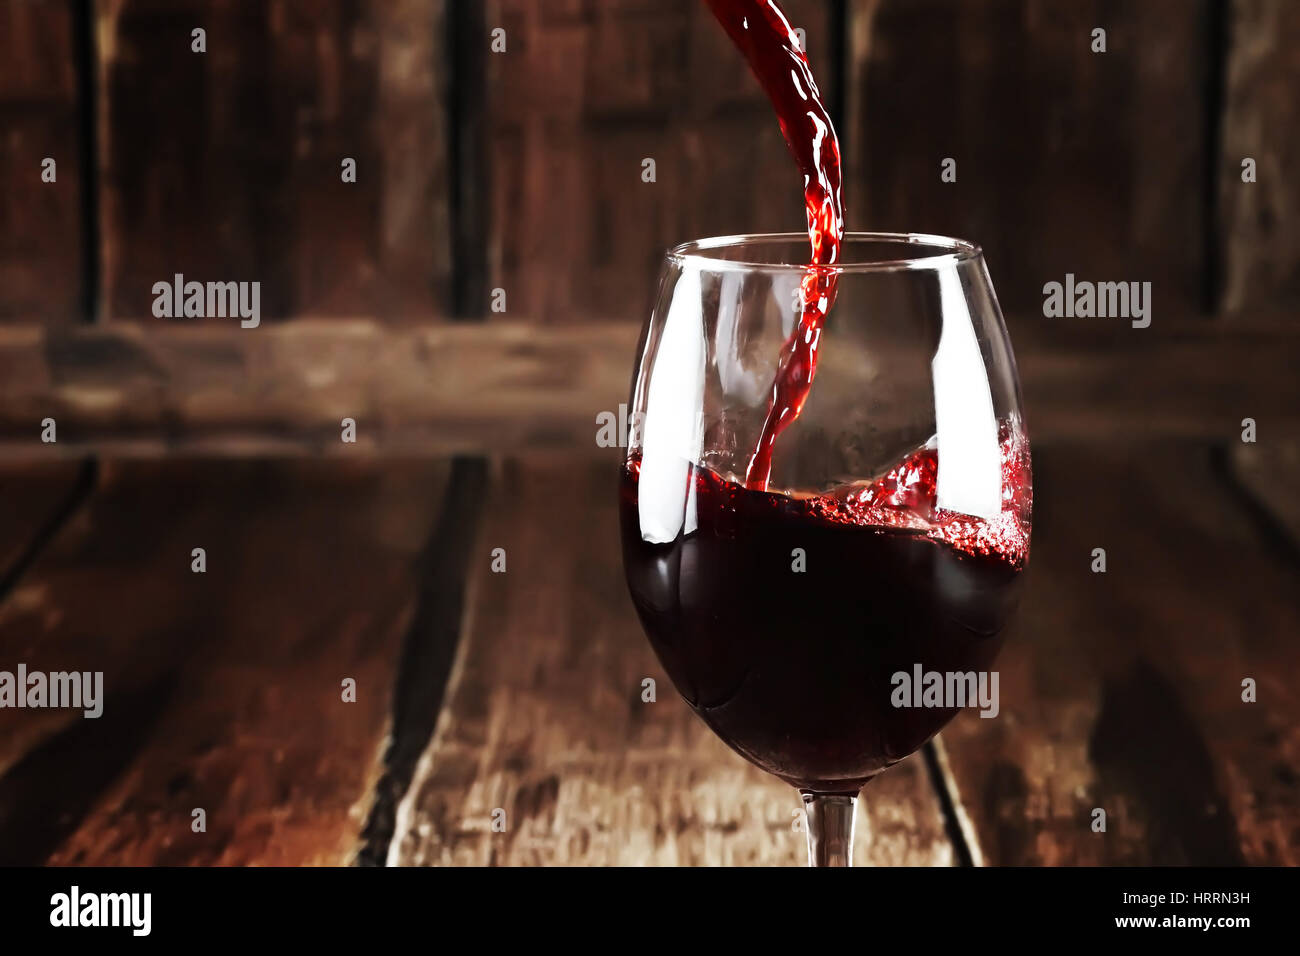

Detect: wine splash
[620,430,1029,790]
[704,0,845,490]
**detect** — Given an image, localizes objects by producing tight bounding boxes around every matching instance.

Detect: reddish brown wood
[0,0,82,323]
[481,0,834,323]
[389,457,955,866]
[0,458,450,865]
[849,0,1212,319]
[96,0,452,322]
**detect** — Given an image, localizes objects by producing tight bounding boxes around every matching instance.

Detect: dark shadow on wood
[1210,443,1300,564]
[356,456,489,865]
[0,671,177,865]
[446,0,490,318]
[828,0,848,146]
[1088,658,1245,866]
[0,459,97,603]
[73,0,99,323]
[1202,0,1230,312]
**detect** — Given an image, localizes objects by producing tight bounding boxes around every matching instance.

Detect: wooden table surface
[0,439,1295,866]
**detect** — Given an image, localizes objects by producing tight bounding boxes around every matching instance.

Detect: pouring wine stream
[703,0,845,492]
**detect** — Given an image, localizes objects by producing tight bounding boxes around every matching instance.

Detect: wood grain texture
[1218,0,1300,313]
[0,0,83,323]
[850,0,1213,318]
[0,317,1296,456]
[97,0,451,321]
[479,0,835,323]
[389,456,955,866]
[937,441,1300,865]
[0,457,450,865]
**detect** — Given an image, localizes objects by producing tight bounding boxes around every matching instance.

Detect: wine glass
[618,232,1032,866]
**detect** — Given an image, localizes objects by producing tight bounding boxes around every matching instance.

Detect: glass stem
[802,792,858,866]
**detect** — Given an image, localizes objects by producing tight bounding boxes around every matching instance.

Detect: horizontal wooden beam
[0,318,1295,457]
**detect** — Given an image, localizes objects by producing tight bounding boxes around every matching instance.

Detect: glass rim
[666,231,983,274]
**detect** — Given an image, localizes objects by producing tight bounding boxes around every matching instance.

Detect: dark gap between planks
[0,670,179,865]
[827,0,849,147]
[72,0,100,324]
[922,739,977,867]
[356,456,490,866]
[1201,0,1230,312]
[0,459,98,603]
[446,0,491,318]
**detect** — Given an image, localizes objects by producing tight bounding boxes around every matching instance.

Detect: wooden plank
[1218,0,1300,313]
[0,318,1296,455]
[0,457,451,864]
[97,0,451,321]
[389,456,955,866]
[480,0,835,322]
[848,0,1212,318]
[0,0,83,323]
[936,441,1300,865]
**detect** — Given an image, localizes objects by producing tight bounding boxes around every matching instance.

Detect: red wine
[620,433,1030,792]
[705,0,844,490]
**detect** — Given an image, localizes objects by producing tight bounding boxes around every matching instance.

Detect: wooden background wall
[4,0,1298,320]
[0,0,1296,456]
